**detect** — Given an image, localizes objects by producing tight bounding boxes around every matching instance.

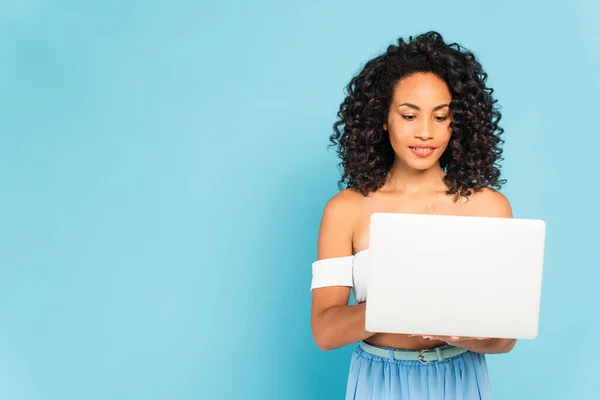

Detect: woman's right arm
[310,191,375,351]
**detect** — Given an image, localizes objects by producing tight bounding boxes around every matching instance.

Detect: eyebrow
[398,103,450,111]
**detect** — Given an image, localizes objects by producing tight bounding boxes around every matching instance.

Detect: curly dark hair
[329,31,506,198]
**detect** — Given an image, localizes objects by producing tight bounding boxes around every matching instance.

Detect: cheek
[388,131,411,151]
[438,124,453,143]
[388,123,412,145]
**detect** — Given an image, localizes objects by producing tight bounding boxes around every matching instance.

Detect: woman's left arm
[461,189,517,354]
[409,334,516,354]
[448,337,516,354]
[421,189,518,354]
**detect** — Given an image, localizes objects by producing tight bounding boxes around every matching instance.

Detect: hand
[408,334,492,344]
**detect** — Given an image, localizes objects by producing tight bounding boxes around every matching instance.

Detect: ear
[383,123,388,131]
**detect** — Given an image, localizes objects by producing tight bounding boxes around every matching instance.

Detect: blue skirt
[346,343,493,399]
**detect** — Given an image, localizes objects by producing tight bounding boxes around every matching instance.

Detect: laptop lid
[364,212,546,339]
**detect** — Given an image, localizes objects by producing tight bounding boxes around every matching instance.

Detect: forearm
[313,302,374,351]
[452,338,516,354]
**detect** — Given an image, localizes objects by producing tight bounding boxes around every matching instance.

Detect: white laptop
[364,212,546,339]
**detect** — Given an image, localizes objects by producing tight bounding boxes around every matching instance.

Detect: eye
[402,115,417,121]
[434,116,449,122]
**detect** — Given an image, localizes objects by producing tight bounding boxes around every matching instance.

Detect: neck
[388,160,446,195]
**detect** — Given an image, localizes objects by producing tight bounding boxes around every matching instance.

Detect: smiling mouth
[409,146,437,157]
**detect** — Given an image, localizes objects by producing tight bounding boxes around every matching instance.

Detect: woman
[310,31,516,399]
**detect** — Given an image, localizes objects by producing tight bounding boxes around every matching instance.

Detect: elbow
[316,340,334,352]
[312,320,340,352]
[313,329,336,352]
[504,339,517,353]
[311,306,349,352]
[497,339,517,354]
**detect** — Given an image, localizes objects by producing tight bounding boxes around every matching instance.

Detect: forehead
[392,73,452,104]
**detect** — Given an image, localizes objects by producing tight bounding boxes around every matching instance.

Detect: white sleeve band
[310,256,354,290]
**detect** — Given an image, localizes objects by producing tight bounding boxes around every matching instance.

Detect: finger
[423,335,448,340]
[408,334,435,340]
[424,335,447,341]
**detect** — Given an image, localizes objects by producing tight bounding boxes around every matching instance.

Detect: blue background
[1,0,598,399]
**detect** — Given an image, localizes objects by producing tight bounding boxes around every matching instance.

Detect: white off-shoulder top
[310,249,370,303]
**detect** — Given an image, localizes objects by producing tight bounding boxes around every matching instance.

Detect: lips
[409,146,437,157]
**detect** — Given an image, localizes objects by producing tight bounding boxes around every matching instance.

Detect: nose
[414,118,433,140]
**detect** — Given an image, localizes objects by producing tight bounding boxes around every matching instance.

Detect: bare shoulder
[317,188,363,259]
[323,188,364,213]
[466,187,513,218]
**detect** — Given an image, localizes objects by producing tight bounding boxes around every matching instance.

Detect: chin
[405,159,441,171]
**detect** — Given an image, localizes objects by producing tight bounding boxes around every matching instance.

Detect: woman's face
[384,72,453,171]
